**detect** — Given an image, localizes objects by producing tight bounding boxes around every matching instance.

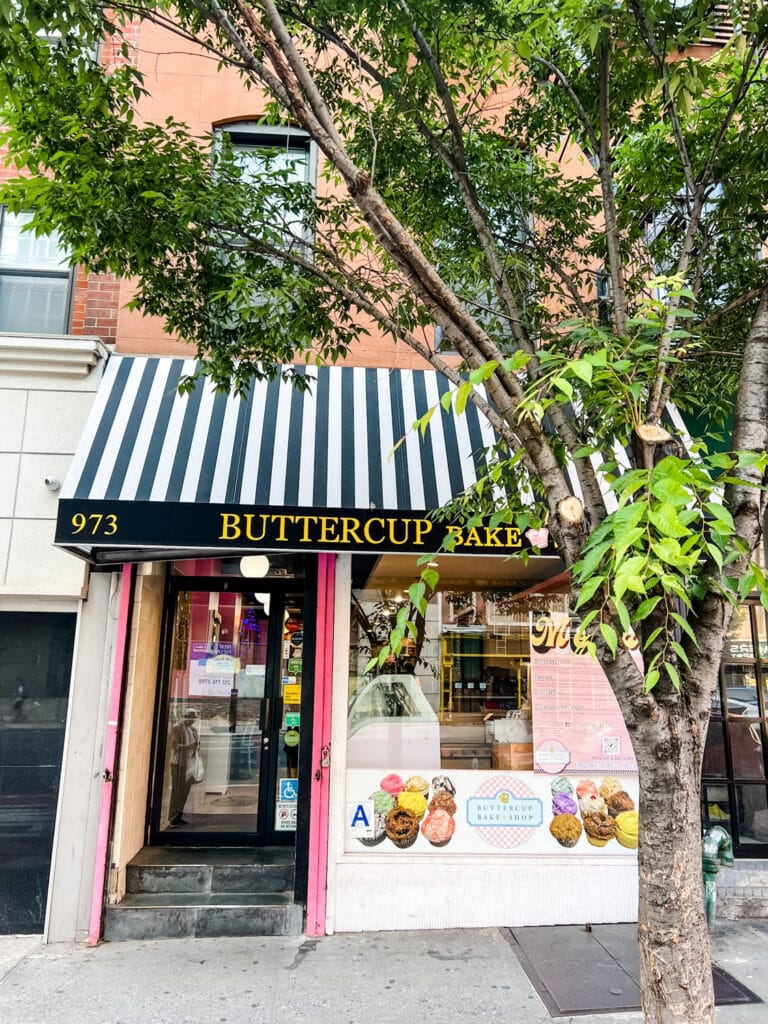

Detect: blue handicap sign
[279,779,298,802]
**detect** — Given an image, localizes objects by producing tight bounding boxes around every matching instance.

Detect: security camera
[44,477,61,492]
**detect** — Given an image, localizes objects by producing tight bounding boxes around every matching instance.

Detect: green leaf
[633,596,661,621]
[501,352,530,372]
[705,502,735,533]
[421,568,439,590]
[600,622,618,657]
[649,507,690,539]
[665,662,682,690]
[643,626,664,650]
[613,596,631,634]
[671,641,692,670]
[570,359,593,384]
[415,405,436,438]
[575,575,605,608]
[455,381,473,415]
[644,668,660,692]
[469,360,498,384]
[670,611,698,647]
[552,376,573,400]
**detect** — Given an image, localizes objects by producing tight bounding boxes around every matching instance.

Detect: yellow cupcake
[615,810,639,849]
[397,790,427,820]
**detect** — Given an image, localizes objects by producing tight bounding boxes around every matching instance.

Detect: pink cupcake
[380,773,405,796]
[421,809,456,848]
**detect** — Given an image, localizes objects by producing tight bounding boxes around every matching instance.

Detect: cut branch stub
[557,496,584,525]
[635,423,673,445]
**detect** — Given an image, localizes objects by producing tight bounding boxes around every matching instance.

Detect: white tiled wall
[0,369,103,598]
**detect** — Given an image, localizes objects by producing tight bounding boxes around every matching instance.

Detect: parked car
[711,686,761,716]
[347,674,440,770]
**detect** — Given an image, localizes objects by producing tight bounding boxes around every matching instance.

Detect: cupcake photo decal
[350,773,458,850]
[547,776,638,852]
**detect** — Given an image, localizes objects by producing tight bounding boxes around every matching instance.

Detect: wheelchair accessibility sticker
[279,779,298,802]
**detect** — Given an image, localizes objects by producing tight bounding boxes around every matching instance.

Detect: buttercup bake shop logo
[467,776,542,849]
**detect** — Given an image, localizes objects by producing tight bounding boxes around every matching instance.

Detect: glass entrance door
[154,586,305,842]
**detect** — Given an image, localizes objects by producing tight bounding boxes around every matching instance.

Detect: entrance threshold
[504,924,761,1016]
[103,847,302,941]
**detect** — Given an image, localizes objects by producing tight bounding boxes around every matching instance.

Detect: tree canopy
[2,3,768,1021]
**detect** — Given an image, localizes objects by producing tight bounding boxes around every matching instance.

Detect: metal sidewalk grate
[503,924,761,1017]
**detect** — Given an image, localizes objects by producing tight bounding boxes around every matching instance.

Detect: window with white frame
[0,209,72,334]
[218,124,315,251]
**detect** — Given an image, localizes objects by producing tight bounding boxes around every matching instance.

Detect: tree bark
[634,710,713,1022]
[604,642,719,1024]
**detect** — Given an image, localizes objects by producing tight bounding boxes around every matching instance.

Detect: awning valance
[55,356,531,563]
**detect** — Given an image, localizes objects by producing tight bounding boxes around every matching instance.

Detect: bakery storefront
[55,354,640,935]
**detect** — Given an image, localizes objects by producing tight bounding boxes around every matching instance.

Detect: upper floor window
[217,124,315,252]
[0,209,72,334]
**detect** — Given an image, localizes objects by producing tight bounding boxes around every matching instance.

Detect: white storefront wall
[1,335,119,941]
[325,554,639,933]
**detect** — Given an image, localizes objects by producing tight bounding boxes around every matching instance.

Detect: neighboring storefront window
[345,555,640,856]
[703,601,768,852]
[0,612,75,933]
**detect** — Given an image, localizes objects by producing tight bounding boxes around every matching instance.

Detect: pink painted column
[306,553,335,936]
[86,563,134,946]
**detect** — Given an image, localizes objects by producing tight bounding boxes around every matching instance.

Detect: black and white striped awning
[56,355,531,563]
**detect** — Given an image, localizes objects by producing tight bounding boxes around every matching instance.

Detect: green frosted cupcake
[370,789,396,815]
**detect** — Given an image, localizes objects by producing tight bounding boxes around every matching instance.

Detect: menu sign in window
[188,642,237,697]
[530,614,638,774]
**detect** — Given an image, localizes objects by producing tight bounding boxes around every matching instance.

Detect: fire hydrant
[702,825,734,930]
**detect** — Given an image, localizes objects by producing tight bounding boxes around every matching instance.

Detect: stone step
[103,892,303,940]
[715,862,768,921]
[126,846,294,896]
[716,896,768,920]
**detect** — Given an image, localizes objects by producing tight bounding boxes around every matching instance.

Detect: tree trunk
[634,709,714,1023]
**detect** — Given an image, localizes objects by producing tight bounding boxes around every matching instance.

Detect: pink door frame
[87,563,134,945]
[306,553,335,935]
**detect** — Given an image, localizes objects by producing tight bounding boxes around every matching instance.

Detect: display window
[703,600,768,852]
[344,555,639,857]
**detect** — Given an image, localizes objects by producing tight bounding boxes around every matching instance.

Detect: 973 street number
[70,513,118,536]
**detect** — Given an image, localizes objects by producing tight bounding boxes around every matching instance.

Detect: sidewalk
[0,922,766,1024]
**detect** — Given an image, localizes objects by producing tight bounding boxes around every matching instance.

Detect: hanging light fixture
[240,555,270,578]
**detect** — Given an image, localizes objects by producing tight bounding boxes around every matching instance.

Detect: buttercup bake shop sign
[58,499,542,555]
[466,792,542,827]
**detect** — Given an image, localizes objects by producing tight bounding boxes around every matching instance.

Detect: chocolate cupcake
[607,791,635,816]
[582,811,617,847]
[385,807,420,849]
[429,790,457,816]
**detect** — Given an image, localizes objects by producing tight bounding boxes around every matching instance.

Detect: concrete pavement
[0,921,766,1024]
